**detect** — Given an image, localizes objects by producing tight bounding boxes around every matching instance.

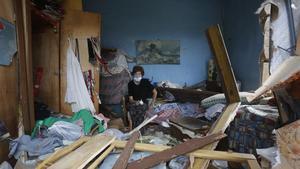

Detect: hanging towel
[65,41,96,114]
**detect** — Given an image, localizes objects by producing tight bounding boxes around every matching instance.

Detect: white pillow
[201,92,255,108]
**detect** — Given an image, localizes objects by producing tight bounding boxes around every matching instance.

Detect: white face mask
[134,77,142,82]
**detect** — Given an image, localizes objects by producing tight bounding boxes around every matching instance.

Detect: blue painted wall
[221,0,263,90]
[84,0,222,86]
[84,0,263,90]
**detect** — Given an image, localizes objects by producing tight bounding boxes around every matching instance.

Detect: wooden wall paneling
[0,0,14,22]
[59,35,72,114]
[61,10,100,38]
[60,10,101,115]
[62,0,83,11]
[32,28,60,112]
[0,59,19,162]
[14,0,35,133]
[0,0,18,137]
[0,0,19,162]
[23,0,35,130]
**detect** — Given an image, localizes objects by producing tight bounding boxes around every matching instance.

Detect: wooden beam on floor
[87,144,115,169]
[48,136,115,169]
[190,102,240,169]
[112,131,140,169]
[127,132,226,169]
[247,160,262,169]
[37,137,90,169]
[114,140,256,162]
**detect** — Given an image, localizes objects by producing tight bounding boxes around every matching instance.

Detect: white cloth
[64,42,96,113]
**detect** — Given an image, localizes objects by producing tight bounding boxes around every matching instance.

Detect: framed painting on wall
[136,40,180,64]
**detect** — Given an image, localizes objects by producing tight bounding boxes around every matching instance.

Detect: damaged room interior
[1,0,300,168]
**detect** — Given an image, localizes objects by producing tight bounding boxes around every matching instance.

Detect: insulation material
[257,0,300,74]
[275,120,300,169]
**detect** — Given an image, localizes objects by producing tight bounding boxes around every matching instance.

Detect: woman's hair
[132,65,144,76]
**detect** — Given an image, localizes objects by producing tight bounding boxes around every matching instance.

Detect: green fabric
[70,109,95,135]
[31,117,70,137]
[32,109,105,137]
[95,119,105,133]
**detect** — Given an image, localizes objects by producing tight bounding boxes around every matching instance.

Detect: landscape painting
[136,40,180,64]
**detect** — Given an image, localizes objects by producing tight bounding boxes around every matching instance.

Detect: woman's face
[133,71,143,83]
[134,71,142,78]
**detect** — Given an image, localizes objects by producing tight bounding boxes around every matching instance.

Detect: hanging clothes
[64,40,96,114]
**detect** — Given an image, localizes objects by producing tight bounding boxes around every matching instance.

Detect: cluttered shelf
[30,0,64,31]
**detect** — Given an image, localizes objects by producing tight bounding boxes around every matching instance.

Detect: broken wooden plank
[190,24,242,169]
[127,132,226,169]
[112,131,140,169]
[191,102,240,169]
[128,115,157,135]
[247,160,262,169]
[296,28,300,55]
[248,56,300,102]
[273,91,290,124]
[206,24,240,104]
[37,137,90,169]
[261,61,270,84]
[114,140,256,162]
[87,144,115,169]
[48,135,115,169]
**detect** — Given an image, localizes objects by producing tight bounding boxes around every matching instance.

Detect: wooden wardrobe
[32,1,101,115]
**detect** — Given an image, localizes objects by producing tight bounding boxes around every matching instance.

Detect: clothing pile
[9,109,109,160]
[145,102,204,124]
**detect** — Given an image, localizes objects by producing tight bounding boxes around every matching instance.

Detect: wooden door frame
[14,0,35,133]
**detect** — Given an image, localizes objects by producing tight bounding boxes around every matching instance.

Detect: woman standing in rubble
[128,65,157,129]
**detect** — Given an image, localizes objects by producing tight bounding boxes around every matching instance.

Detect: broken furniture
[115,140,261,169]
[37,133,261,169]
[126,132,226,169]
[248,56,300,124]
[157,87,217,103]
[191,24,241,169]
